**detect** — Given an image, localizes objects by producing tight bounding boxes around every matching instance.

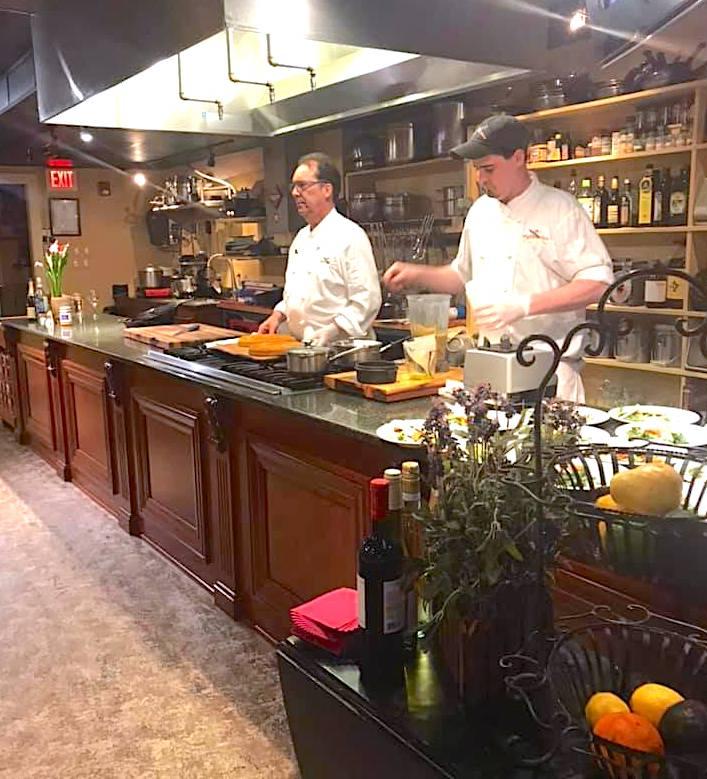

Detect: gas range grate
[160,345,323,391]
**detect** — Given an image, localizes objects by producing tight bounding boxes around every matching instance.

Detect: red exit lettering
[48,169,76,190]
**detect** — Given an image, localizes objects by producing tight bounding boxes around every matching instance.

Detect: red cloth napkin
[290,588,359,656]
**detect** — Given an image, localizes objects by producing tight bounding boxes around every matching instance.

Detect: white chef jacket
[274,207,382,342]
[452,173,613,402]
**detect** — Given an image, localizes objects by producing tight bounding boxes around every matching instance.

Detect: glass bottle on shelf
[606,176,621,227]
[578,177,594,220]
[669,168,689,226]
[25,279,36,321]
[619,178,635,227]
[652,167,664,226]
[637,164,654,226]
[660,168,672,228]
[664,257,686,310]
[592,174,609,228]
[568,169,578,198]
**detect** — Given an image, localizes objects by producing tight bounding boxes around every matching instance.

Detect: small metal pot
[329,339,382,369]
[286,347,330,375]
[356,360,398,384]
[138,264,164,289]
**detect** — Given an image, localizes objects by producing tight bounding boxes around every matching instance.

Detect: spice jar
[58,304,73,326]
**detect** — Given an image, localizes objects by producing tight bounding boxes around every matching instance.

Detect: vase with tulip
[44,240,71,316]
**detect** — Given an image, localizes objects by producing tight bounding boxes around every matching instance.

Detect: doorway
[0,184,31,315]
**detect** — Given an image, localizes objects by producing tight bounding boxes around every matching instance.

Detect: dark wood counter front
[1,316,704,642]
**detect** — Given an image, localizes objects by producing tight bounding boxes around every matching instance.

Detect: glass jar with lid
[614,321,649,363]
[651,324,680,367]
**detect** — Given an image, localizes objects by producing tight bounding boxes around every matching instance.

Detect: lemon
[630,683,684,728]
[585,692,630,729]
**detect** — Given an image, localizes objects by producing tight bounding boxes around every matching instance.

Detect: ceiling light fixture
[133,172,147,187]
[568,7,588,32]
[79,129,94,143]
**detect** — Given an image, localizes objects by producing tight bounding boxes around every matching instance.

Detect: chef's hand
[309,323,345,346]
[257,311,285,334]
[473,294,531,331]
[383,262,423,293]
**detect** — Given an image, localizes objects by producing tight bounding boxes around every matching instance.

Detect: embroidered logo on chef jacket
[523,226,551,242]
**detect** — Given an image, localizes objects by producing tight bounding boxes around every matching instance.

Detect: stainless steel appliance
[464,343,555,395]
[432,100,465,157]
[147,347,325,396]
[385,123,415,165]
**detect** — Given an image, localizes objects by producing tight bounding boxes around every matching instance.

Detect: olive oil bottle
[637,164,654,226]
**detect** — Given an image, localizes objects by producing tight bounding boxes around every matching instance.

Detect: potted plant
[417,385,583,708]
[43,240,71,316]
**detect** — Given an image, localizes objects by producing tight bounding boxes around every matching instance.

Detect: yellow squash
[610,461,682,516]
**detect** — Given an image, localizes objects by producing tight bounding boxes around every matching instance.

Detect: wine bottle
[592,175,609,228]
[619,178,634,227]
[34,276,48,318]
[577,177,594,221]
[669,168,689,226]
[652,167,664,226]
[383,468,403,545]
[401,461,422,654]
[358,478,404,683]
[606,176,621,227]
[25,279,36,320]
[645,267,668,308]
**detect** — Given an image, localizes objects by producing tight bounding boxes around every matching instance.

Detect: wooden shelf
[596,226,688,235]
[516,79,707,124]
[345,157,463,178]
[528,146,692,171]
[695,142,707,150]
[585,357,707,379]
[587,304,688,316]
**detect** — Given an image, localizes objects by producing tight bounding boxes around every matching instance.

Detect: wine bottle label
[402,491,420,504]
[610,280,631,305]
[620,204,630,226]
[638,180,652,224]
[357,573,366,628]
[670,191,686,216]
[607,205,619,225]
[667,276,685,301]
[383,578,405,634]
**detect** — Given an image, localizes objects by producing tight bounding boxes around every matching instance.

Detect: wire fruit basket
[547,445,707,597]
[548,620,707,778]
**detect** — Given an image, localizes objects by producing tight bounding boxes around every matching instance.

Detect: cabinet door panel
[133,393,208,573]
[62,359,112,504]
[17,344,54,451]
[243,437,368,637]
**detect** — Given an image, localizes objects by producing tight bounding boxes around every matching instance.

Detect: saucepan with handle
[286,336,408,376]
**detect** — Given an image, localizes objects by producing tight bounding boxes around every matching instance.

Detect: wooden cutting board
[207,340,298,362]
[324,367,463,402]
[123,324,237,349]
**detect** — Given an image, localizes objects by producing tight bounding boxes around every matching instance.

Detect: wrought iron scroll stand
[501,265,707,768]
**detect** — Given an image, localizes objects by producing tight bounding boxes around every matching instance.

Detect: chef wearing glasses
[258,153,381,345]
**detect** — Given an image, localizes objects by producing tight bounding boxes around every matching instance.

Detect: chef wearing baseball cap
[383,114,613,402]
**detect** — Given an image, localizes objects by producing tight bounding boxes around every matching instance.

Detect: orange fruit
[595,494,626,512]
[585,692,630,729]
[593,711,664,755]
[630,683,684,728]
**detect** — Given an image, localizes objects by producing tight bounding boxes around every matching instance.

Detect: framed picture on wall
[49,197,81,236]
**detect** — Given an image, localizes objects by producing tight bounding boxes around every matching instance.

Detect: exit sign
[48,168,77,190]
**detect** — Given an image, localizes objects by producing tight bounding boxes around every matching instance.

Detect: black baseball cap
[450,114,529,160]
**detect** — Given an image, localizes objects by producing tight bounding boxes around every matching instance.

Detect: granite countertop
[3,316,438,446]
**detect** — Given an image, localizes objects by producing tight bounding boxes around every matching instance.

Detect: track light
[133,172,147,187]
[569,7,588,32]
[79,129,94,143]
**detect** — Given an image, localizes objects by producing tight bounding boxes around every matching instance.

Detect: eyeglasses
[290,180,326,194]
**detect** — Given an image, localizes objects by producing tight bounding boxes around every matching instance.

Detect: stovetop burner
[158,345,323,393]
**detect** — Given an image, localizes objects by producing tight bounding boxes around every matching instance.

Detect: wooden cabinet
[15,339,68,477]
[0,326,17,428]
[129,368,238,615]
[236,404,392,639]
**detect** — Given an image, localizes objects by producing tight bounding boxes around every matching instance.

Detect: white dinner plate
[579,426,610,445]
[609,404,701,426]
[376,419,426,448]
[614,421,707,448]
[577,405,609,426]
